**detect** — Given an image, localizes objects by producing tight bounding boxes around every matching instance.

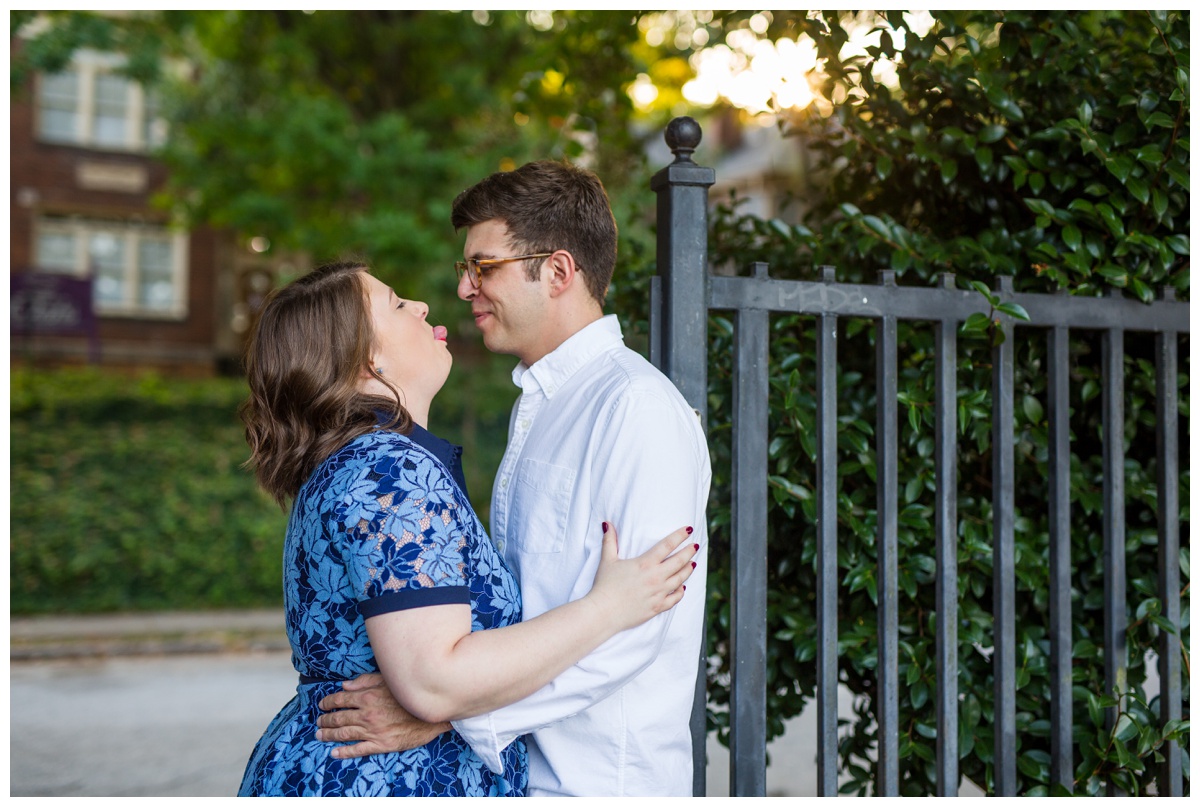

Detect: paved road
[10,648,845,797]
[11,651,296,796]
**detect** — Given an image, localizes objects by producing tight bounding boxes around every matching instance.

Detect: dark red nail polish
[602,521,609,533]
[685,526,693,535]
[682,584,687,591]
[691,561,696,569]
[693,543,699,551]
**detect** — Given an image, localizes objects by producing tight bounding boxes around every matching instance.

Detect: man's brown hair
[450,160,618,303]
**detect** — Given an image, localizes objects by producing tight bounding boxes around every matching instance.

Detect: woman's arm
[364,523,695,724]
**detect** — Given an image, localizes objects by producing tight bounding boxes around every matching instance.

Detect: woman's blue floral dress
[238,427,528,796]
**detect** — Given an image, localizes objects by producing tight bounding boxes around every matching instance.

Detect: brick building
[10,45,283,375]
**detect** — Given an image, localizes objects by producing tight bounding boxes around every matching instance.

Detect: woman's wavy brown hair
[240,261,411,508]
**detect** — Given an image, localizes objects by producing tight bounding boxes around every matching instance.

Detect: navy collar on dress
[375,411,472,506]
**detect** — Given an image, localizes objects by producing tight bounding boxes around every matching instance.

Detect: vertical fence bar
[1154,294,1182,796]
[730,286,769,797]
[874,271,900,796]
[1047,322,1074,791]
[934,274,959,796]
[650,117,715,797]
[816,265,839,796]
[991,279,1017,795]
[648,275,663,371]
[1102,313,1127,797]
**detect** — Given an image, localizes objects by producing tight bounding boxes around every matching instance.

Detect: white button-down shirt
[452,315,711,796]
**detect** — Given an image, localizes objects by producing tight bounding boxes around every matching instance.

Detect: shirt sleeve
[452,390,707,772]
[336,443,472,617]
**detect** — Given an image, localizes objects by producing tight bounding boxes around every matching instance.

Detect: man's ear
[546,250,577,298]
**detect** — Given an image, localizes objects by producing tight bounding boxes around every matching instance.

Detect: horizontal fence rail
[708,273,1189,332]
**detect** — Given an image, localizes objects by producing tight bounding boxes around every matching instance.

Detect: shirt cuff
[452,711,514,775]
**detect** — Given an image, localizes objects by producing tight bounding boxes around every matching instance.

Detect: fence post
[650,115,715,797]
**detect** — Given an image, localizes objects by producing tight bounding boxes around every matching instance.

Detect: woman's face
[361,272,452,411]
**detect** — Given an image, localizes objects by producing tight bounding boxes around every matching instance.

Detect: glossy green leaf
[962,312,992,332]
[1115,713,1139,743]
[1022,394,1044,424]
[1126,176,1150,205]
[1106,155,1135,182]
[1062,224,1082,251]
[1145,110,1175,129]
[1077,100,1093,127]
[1164,160,1189,190]
[1025,198,1055,218]
[979,124,1006,143]
[1087,692,1104,728]
[994,302,1030,321]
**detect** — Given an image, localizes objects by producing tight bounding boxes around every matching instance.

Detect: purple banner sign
[10,271,97,336]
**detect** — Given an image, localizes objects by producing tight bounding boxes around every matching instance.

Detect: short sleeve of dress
[332,435,472,618]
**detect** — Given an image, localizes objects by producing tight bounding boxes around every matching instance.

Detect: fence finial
[665,116,702,164]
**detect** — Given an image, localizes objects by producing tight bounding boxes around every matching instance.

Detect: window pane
[35,231,78,272]
[37,71,79,142]
[89,232,127,305]
[92,74,130,147]
[40,71,79,103]
[40,109,77,141]
[137,237,176,310]
[93,114,128,147]
[93,74,128,108]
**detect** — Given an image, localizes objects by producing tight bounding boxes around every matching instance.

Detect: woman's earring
[373,367,384,377]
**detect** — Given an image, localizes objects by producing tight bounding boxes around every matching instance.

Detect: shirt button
[500,478,508,488]
[496,540,504,552]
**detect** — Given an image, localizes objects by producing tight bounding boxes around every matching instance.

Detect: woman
[237,262,695,796]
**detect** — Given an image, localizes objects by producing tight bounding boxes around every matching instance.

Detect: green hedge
[11,368,287,613]
[10,363,517,615]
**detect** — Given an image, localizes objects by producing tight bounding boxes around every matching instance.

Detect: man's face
[457,218,553,365]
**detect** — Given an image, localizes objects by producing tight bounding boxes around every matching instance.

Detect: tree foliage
[691,9,1189,796]
[11,11,653,291]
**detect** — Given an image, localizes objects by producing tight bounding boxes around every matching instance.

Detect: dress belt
[296,672,379,682]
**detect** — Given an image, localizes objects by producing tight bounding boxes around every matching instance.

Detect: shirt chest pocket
[511,458,576,555]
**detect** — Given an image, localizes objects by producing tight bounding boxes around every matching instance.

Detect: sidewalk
[10,609,289,660]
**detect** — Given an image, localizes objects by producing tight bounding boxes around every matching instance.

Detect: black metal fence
[648,117,1189,796]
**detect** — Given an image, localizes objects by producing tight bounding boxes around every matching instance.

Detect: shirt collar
[511,315,624,398]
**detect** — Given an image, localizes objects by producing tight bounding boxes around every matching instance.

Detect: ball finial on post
[665,116,702,163]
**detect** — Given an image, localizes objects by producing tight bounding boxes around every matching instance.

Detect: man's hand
[315,673,450,759]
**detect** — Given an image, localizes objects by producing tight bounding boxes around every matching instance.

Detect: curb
[10,609,289,661]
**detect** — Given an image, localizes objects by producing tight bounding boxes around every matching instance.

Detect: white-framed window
[33,216,189,320]
[35,50,166,152]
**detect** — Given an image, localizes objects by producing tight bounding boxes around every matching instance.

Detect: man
[316,160,710,796]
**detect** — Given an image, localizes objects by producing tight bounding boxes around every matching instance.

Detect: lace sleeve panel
[333,436,472,617]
